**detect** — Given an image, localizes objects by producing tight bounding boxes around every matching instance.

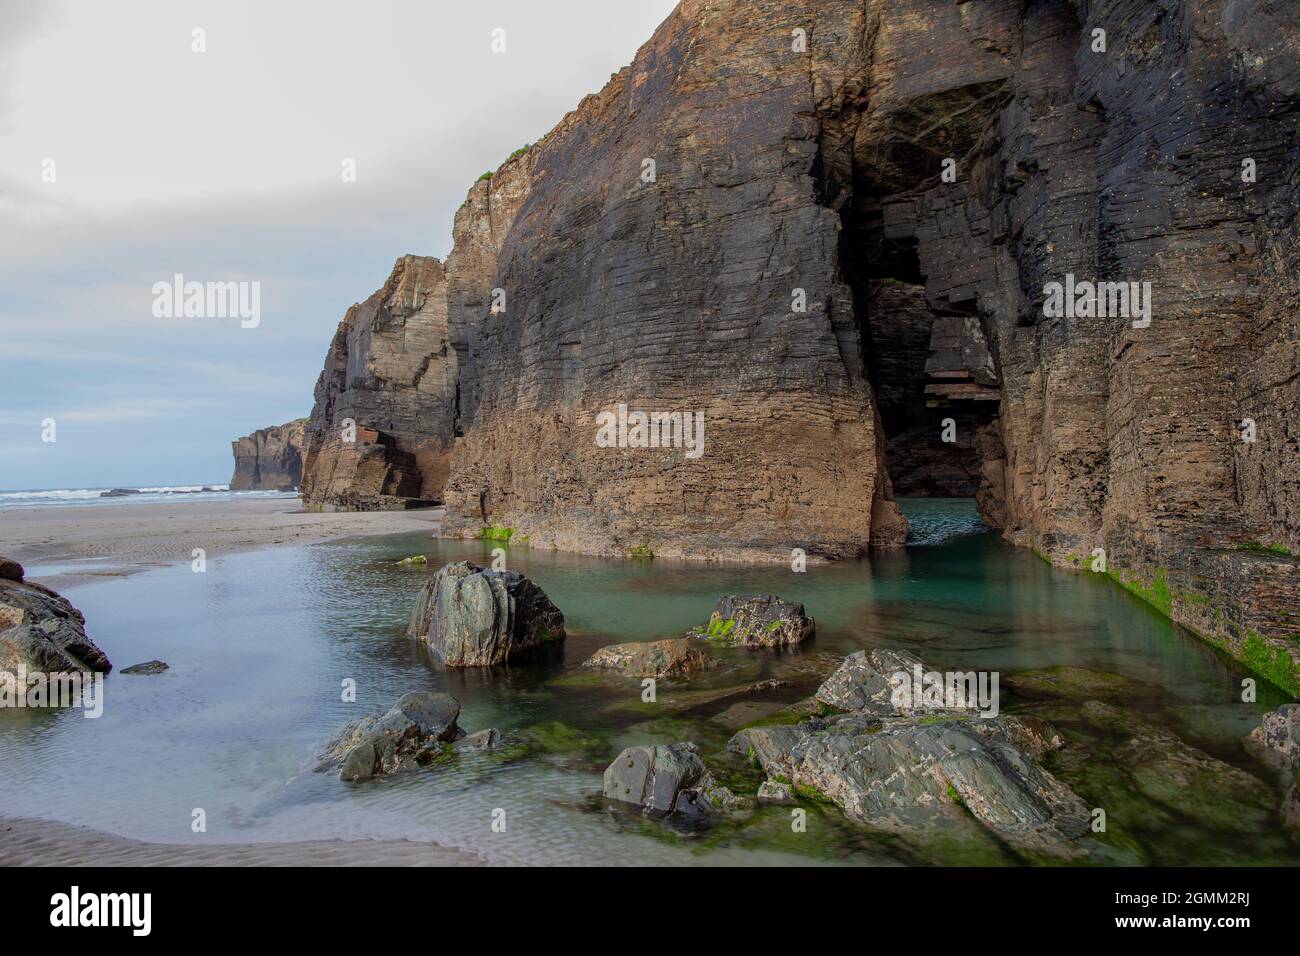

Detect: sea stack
[230,419,306,491]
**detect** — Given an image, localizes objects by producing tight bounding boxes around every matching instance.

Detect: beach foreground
[0,817,479,867]
[1,499,441,589]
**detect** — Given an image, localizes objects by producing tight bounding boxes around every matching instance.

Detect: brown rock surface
[229,419,305,491]
[0,571,112,674]
[299,255,456,510]
[300,0,1300,688]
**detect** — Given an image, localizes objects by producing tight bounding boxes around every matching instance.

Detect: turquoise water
[1,499,1294,865]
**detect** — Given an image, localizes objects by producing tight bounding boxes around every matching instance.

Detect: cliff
[300,0,1299,691]
[229,419,306,491]
[299,256,455,510]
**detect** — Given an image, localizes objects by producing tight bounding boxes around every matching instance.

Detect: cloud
[0,0,680,490]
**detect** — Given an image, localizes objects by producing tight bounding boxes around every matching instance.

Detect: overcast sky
[0,0,677,490]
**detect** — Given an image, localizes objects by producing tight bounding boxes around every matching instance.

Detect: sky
[0,0,678,490]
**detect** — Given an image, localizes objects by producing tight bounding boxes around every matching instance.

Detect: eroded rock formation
[229,419,305,491]
[299,256,456,510]
[303,0,1300,690]
[0,558,112,675]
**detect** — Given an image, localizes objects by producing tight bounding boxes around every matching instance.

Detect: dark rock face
[229,419,305,491]
[862,0,1300,688]
[698,595,814,648]
[406,561,566,667]
[316,691,464,781]
[439,0,909,561]
[0,570,112,674]
[0,558,23,582]
[302,0,1300,685]
[584,638,714,678]
[299,256,456,510]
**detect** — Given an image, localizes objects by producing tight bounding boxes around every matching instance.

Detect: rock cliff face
[303,0,1299,690]
[229,420,305,491]
[299,256,455,510]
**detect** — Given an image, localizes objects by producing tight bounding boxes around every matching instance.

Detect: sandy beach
[0,498,442,589]
[0,817,479,867]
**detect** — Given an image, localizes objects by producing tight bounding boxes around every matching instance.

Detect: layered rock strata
[302,0,1299,689]
[299,256,456,510]
[229,419,305,491]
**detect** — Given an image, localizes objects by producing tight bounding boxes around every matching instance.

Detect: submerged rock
[1082,701,1275,834]
[697,595,814,648]
[602,742,745,820]
[1244,704,1300,836]
[1004,666,1160,703]
[407,561,565,666]
[455,728,503,752]
[316,691,464,781]
[583,638,715,678]
[0,567,112,675]
[121,660,169,675]
[1244,704,1300,775]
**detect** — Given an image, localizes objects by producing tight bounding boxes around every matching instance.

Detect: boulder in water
[696,595,814,648]
[407,561,565,666]
[583,638,715,678]
[316,691,464,781]
[602,742,746,819]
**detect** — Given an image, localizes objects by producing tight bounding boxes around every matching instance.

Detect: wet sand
[0,817,480,867]
[0,498,442,589]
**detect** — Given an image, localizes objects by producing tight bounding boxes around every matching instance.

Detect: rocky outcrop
[316,691,482,781]
[602,742,746,819]
[583,638,714,679]
[0,559,112,675]
[437,1,909,561]
[229,419,305,491]
[861,0,1300,691]
[302,0,1300,688]
[696,595,815,648]
[406,561,565,666]
[726,649,1089,856]
[299,256,455,510]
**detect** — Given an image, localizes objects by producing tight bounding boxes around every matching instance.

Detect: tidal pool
[1,499,1295,865]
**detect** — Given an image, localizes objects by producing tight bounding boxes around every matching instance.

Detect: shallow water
[2,499,1295,865]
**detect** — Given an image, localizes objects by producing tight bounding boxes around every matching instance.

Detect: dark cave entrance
[817,107,1002,499]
